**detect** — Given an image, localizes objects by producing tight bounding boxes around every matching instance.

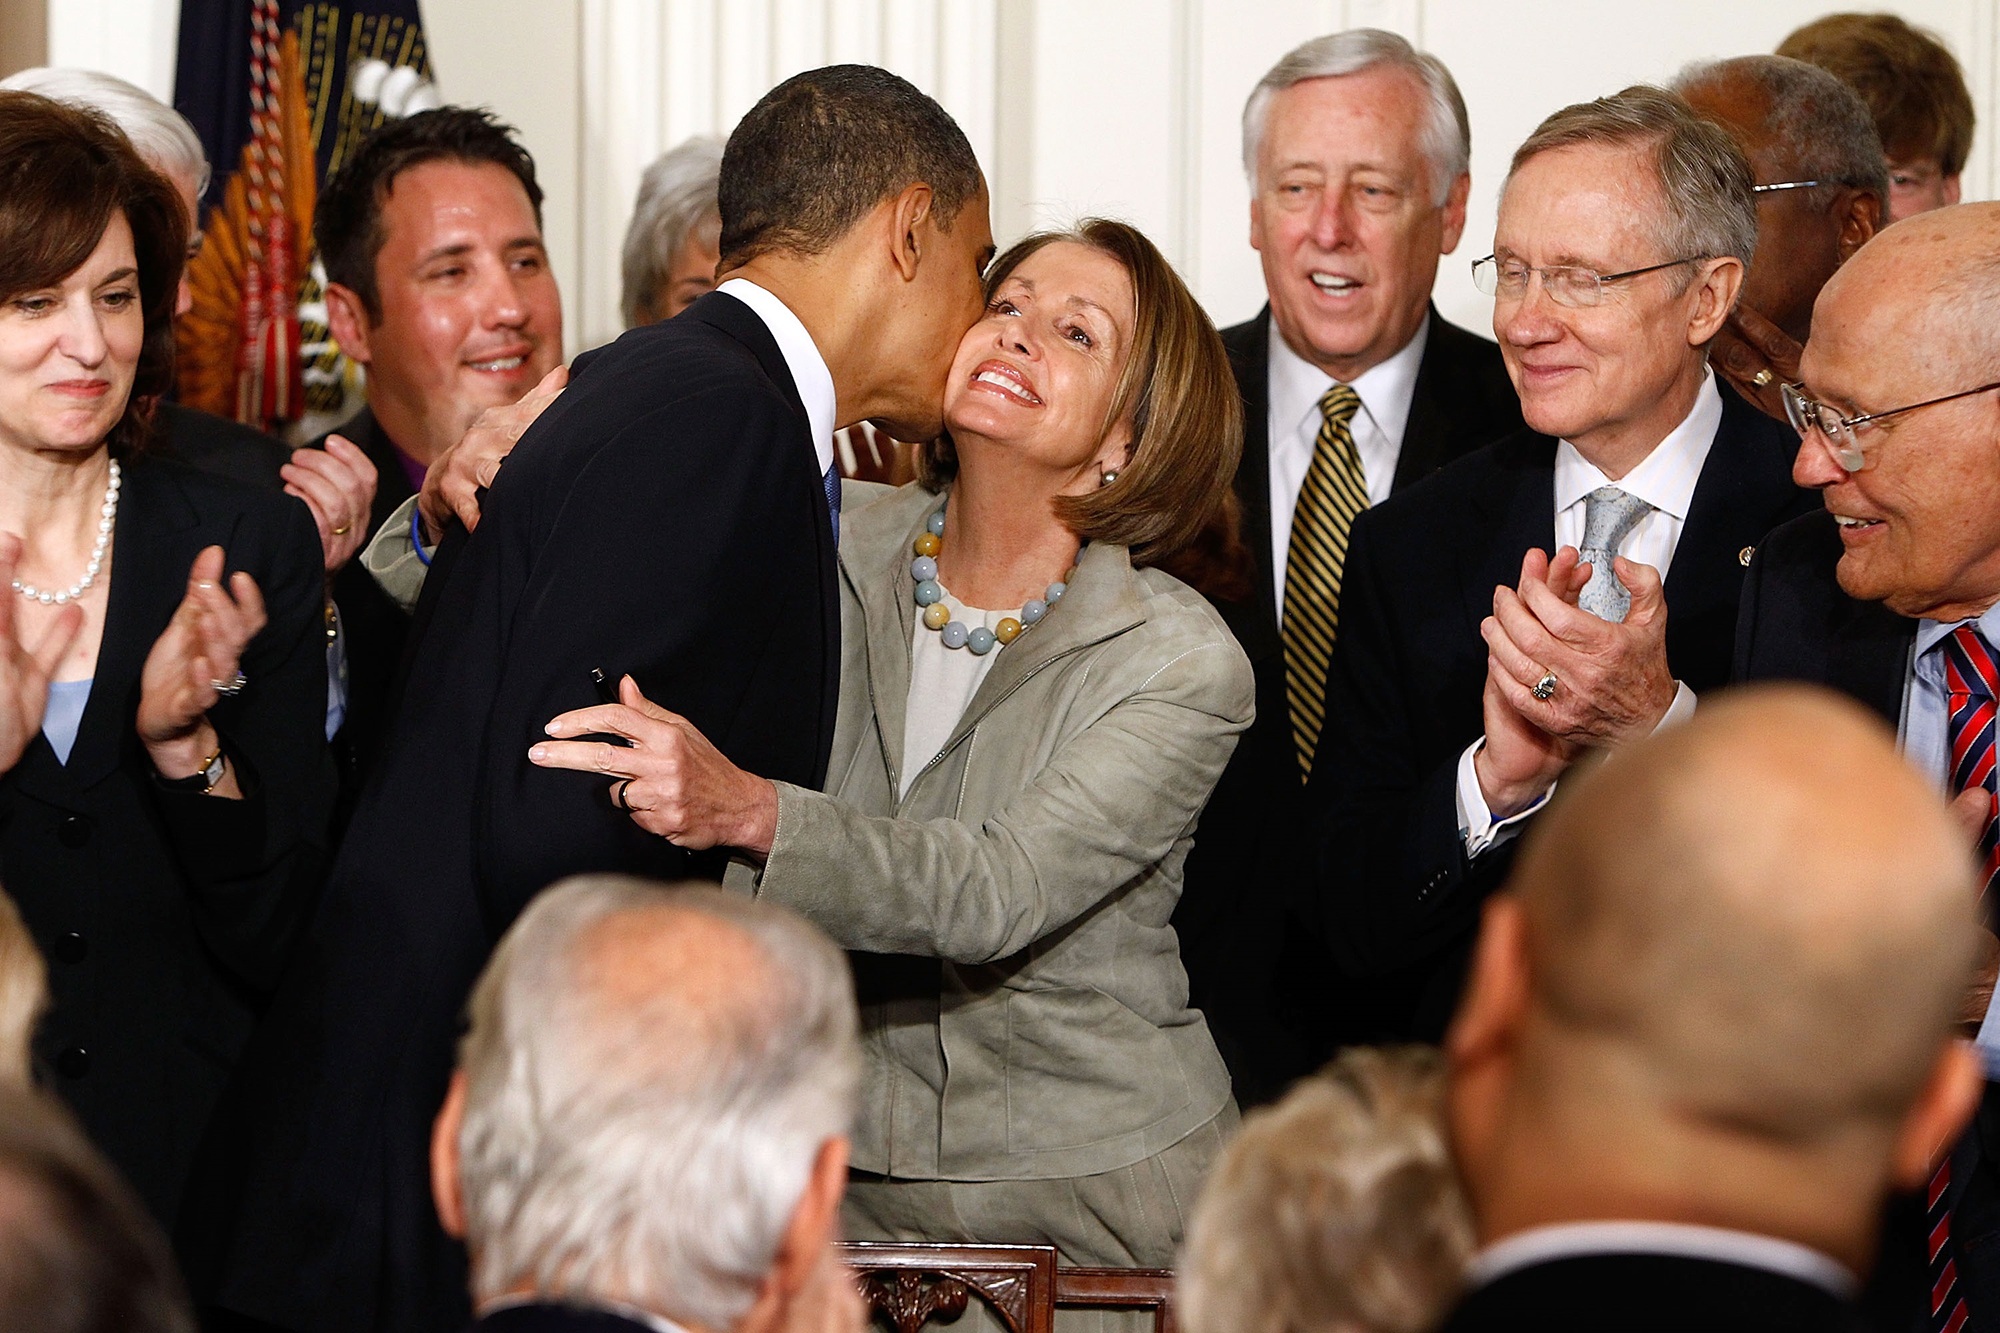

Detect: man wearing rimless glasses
[1736,200,2000,1333]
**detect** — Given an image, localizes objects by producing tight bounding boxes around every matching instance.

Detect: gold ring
[1750,368,1775,389]
[331,523,351,536]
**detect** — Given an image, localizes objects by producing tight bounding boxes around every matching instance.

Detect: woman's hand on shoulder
[137,545,263,793]
[0,535,82,774]
[528,674,779,856]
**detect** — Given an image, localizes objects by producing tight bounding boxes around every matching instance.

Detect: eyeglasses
[1780,379,2000,471]
[1471,254,1708,309]
[1752,180,1822,195]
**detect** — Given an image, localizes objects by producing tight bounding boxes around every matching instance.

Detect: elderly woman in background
[533,218,1250,1285]
[1179,1046,1474,1333]
[619,135,724,326]
[0,92,332,1231]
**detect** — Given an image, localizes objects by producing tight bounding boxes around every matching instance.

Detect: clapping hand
[420,364,568,544]
[0,535,82,774]
[282,434,380,573]
[1474,548,1588,817]
[1482,545,1677,749]
[528,673,780,856]
[137,546,264,794]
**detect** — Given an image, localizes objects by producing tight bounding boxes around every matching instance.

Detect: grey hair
[0,67,210,198]
[1179,1047,1474,1333]
[1241,29,1470,206]
[455,876,860,1327]
[1509,85,1759,276]
[1671,56,1889,212]
[620,135,724,327]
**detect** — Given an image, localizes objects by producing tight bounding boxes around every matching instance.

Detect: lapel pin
[1738,546,1755,567]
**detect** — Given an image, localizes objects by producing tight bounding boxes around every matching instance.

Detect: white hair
[620,135,724,327]
[0,67,210,197]
[455,876,860,1328]
[1240,29,1470,205]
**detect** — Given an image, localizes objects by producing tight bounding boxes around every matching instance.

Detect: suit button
[54,1046,90,1079]
[56,814,91,848]
[52,932,86,964]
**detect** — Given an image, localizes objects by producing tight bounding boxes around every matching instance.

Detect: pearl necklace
[910,502,1070,656]
[13,458,119,606]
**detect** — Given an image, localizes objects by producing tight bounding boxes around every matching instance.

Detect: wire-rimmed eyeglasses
[1753,180,1822,195]
[1781,379,2000,470]
[1471,254,1708,309]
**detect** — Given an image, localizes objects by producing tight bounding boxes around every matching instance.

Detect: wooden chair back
[840,1242,1177,1333]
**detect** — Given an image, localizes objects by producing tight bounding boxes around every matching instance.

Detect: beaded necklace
[910,502,1071,656]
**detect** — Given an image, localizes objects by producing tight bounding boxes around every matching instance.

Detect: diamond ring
[1532,670,1558,702]
[211,670,248,697]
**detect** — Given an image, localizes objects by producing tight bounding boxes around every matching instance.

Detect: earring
[1099,469,1119,488]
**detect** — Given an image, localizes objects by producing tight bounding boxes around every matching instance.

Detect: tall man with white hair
[1302,87,1814,1040]
[428,875,863,1333]
[1181,29,1522,1102]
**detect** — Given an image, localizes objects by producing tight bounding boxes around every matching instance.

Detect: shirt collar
[716,277,837,477]
[1466,1220,1856,1299]
[1266,309,1431,447]
[1553,370,1723,520]
[478,1294,692,1333]
[1915,600,2000,658]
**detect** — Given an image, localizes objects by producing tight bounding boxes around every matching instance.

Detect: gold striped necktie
[1283,384,1366,781]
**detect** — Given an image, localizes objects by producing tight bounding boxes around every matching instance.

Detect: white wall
[49,0,2000,355]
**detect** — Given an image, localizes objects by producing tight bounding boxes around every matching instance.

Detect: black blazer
[204,291,842,1333]
[1177,306,1521,1102]
[0,457,331,1231]
[1302,383,1814,1038]
[318,407,421,813]
[1439,1254,1868,1333]
[154,402,291,492]
[471,1303,659,1333]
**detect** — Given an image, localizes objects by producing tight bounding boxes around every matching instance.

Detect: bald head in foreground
[1440,686,1984,1333]
[429,877,864,1333]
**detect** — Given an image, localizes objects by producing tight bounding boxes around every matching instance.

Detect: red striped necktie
[1928,623,1997,1333]
[1945,624,2000,904]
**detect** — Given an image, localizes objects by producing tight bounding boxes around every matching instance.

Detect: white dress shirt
[716,277,837,478]
[1899,600,2000,1069]
[1467,1220,1856,1298]
[1265,312,1430,620]
[1455,372,1722,854]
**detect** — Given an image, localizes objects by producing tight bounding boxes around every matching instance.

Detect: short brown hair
[1510,86,1758,274]
[0,92,185,455]
[1780,14,1976,177]
[916,219,1243,569]
[719,65,983,269]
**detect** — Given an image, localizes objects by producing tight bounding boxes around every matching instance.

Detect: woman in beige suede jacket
[532,219,1251,1272]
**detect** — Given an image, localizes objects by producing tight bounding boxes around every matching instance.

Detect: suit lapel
[14,460,202,801]
[1831,596,1916,725]
[1664,386,1810,691]
[1393,303,1454,492]
[1458,434,1559,634]
[688,289,841,785]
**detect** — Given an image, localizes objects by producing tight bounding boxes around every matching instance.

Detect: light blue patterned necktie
[1577,486,1653,622]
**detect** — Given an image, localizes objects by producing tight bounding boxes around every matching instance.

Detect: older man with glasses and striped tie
[1298,85,1814,1044]
[1738,199,2000,1333]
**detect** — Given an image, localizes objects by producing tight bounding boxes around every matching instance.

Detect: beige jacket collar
[841,484,1149,798]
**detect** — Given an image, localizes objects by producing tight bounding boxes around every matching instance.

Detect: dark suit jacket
[1303,383,1814,1039]
[206,291,842,1333]
[1439,1254,1868,1333]
[471,1303,659,1333]
[153,402,291,492]
[1732,508,2000,1333]
[317,408,420,813]
[1178,305,1522,1103]
[0,457,331,1231]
